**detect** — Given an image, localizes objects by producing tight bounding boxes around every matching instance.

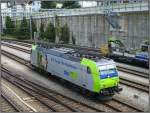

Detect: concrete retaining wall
[2,11,148,50]
[34,11,148,50]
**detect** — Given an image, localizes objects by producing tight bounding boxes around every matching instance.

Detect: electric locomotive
[31,43,122,97]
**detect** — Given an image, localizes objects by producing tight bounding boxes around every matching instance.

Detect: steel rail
[1,47,146,111]
[1,42,31,54]
[2,66,143,112]
[2,67,104,112]
[1,95,20,112]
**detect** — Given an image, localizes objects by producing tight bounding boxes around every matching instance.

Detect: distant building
[31,1,41,12]
[1,0,41,15]
[79,1,97,7]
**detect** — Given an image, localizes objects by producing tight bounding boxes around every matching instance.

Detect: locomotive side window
[87,67,91,74]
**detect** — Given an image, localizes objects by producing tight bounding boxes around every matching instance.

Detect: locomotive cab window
[87,67,91,74]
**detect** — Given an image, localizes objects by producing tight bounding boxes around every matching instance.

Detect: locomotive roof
[37,44,106,62]
[50,47,75,54]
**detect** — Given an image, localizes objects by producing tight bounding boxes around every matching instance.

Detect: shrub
[60,24,70,44]
[45,22,55,42]
[19,17,30,39]
[5,16,15,35]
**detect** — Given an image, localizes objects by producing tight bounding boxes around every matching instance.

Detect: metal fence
[1,2,149,20]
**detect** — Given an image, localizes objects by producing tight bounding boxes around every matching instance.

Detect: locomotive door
[81,66,88,88]
[37,51,48,70]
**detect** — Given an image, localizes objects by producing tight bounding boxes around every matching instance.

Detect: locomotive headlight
[98,64,116,71]
[98,66,107,70]
[107,64,116,69]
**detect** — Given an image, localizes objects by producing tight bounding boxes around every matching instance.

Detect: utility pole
[29,15,32,41]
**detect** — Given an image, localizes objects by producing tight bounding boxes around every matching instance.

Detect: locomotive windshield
[99,65,118,79]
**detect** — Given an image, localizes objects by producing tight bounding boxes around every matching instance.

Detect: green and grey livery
[31,44,122,96]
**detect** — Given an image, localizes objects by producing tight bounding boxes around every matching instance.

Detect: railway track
[2,41,149,93]
[2,40,32,48]
[1,44,146,111]
[0,43,145,111]
[117,65,148,79]
[119,77,149,93]
[1,67,102,112]
[1,42,31,54]
[0,95,20,112]
[1,67,143,112]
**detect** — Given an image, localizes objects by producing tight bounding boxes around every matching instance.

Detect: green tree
[39,22,45,39]
[19,17,30,39]
[14,20,20,38]
[55,15,61,43]
[45,22,55,42]
[62,1,81,9]
[41,1,57,9]
[61,24,70,44]
[5,16,15,35]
